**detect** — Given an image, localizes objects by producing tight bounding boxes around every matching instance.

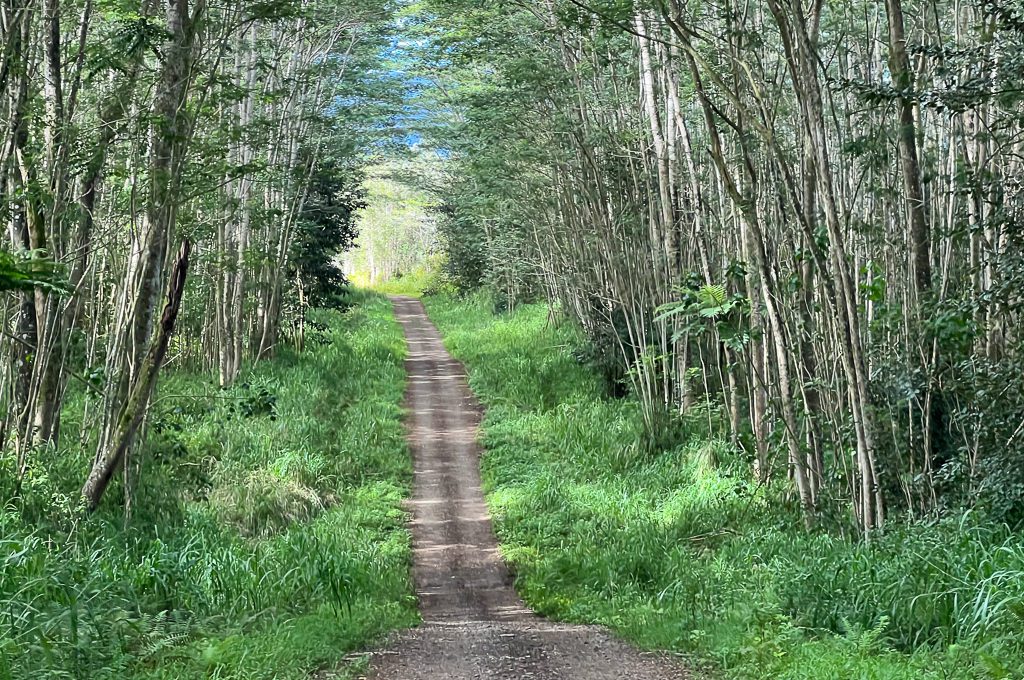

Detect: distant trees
[0,0,392,508]
[413,0,1024,532]
[345,165,438,284]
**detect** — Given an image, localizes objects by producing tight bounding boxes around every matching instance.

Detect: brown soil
[364,296,689,679]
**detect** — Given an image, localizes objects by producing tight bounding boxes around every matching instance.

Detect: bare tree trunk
[884,0,931,295]
[82,241,192,509]
[94,0,204,501]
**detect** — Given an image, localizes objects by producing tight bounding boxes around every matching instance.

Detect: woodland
[1,0,1023,677]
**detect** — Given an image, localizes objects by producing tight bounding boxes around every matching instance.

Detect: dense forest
[2,0,1023,676]
[406,0,1024,533]
[0,0,414,675]
[0,0,397,504]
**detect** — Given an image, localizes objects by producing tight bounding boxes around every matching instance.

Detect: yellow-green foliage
[365,266,441,297]
[345,164,439,288]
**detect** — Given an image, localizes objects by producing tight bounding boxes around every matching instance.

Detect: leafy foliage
[655,280,753,352]
[0,249,67,294]
[289,151,365,308]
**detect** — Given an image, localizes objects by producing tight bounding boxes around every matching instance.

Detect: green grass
[0,292,416,679]
[355,265,447,298]
[423,291,1024,680]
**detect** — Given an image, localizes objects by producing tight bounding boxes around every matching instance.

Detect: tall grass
[425,291,1024,679]
[0,292,415,679]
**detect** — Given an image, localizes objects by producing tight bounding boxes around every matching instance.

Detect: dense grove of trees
[412,0,1024,532]
[1,0,1019,583]
[1,0,1021,674]
[0,0,392,508]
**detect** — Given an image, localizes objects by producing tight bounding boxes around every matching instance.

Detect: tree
[1,0,397,509]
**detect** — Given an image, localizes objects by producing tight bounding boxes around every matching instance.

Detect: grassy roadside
[423,291,1024,680]
[1,292,416,679]
[353,267,437,298]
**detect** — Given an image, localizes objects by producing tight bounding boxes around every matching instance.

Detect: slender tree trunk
[82,241,192,509]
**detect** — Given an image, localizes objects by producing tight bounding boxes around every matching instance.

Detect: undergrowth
[360,265,449,298]
[424,291,1024,680]
[0,292,416,679]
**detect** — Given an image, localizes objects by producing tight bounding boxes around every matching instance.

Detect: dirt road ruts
[365,296,688,679]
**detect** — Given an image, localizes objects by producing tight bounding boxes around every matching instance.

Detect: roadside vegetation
[1,0,419,674]
[1,293,415,679]
[361,267,441,298]
[425,291,1024,679]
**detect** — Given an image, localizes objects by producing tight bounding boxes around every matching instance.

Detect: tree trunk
[82,241,192,509]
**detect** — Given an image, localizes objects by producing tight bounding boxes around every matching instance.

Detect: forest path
[364,296,687,679]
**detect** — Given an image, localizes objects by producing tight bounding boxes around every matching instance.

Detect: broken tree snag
[81,240,193,510]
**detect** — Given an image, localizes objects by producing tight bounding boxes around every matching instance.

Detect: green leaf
[0,250,69,295]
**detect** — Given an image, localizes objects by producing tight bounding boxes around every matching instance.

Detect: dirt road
[365,297,687,679]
